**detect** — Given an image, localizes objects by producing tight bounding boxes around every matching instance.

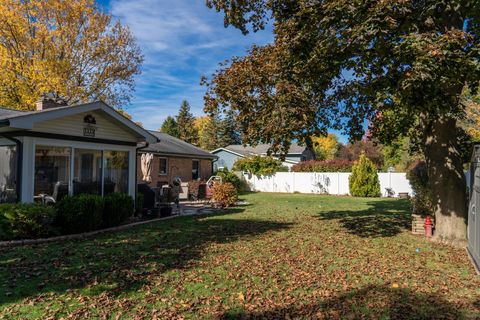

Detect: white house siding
[33,110,138,142]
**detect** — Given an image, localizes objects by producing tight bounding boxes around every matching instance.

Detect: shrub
[406,160,433,215]
[211,182,238,207]
[55,194,103,234]
[216,169,245,192]
[0,203,57,240]
[233,156,283,176]
[103,193,134,227]
[291,159,353,172]
[349,154,381,197]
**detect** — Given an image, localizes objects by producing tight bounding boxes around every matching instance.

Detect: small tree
[233,156,284,176]
[407,161,434,216]
[349,154,381,197]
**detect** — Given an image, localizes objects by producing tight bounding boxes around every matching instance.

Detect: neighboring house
[0,99,157,204]
[137,131,217,187]
[211,144,315,171]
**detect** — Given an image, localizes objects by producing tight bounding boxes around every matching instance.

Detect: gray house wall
[212,150,241,171]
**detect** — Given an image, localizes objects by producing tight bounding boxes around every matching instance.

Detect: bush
[0,203,57,240]
[349,154,381,197]
[233,156,283,176]
[216,169,245,192]
[406,160,433,215]
[55,194,103,234]
[103,193,134,227]
[291,159,353,172]
[211,182,238,207]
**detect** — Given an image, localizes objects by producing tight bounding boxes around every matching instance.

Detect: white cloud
[108,0,273,130]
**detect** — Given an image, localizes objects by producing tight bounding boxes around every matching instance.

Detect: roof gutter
[0,133,22,203]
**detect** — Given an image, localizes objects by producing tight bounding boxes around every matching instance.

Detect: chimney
[36,95,68,111]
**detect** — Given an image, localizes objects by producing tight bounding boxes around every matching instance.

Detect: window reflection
[34,146,70,203]
[104,151,129,194]
[0,145,17,203]
[73,149,102,195]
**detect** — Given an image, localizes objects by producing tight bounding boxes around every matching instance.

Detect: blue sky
[97,0,273,130]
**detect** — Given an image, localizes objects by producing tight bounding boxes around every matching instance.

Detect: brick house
[137,131,217,187]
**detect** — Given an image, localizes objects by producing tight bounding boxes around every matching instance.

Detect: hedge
[291,159,353,172]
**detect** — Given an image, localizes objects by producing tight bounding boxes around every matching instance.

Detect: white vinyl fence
[241,172,413,197]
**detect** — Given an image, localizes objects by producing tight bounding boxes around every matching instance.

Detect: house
[0,99,157,204]
[210,144,315,171]
[137,131,217,187]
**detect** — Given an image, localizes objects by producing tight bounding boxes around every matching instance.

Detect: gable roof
[212,144,307,157]
[140,131,217,159]
[0,101,158,144]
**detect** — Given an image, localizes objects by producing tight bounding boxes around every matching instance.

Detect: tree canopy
[0,0,142,109]
[204,0,480,243]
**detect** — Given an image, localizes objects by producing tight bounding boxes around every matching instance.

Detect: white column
[20,137,35,203]
[128,147,136,198]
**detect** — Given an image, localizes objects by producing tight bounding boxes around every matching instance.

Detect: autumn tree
[312,134,338,161]
[0,0,143,109]
[337,140,384,169]
[160,116,179,138]
[204,0,480,244]
[176,100,199,145]
[195,115,220,150]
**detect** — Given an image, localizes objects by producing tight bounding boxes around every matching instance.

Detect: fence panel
[242,172,413,197]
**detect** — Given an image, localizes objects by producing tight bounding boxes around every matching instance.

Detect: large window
[192,160,200,180]
[104,151,129,194]
[73,149,102,195]
[0,145,17,203]
[34,146,70,202]
[159,158,168,175]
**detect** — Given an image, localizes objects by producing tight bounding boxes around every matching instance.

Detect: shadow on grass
[317,199,412,238]
[220,284,465,319]
[0,208,292,305]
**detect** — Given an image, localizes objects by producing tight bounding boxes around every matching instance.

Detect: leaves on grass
[0,194,479,319]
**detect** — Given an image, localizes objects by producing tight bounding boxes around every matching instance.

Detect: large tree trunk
[422,115,467,246]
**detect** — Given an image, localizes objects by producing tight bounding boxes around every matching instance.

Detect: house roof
[212,143,307,157]
[0,101,158,144]
[140,131,217,159]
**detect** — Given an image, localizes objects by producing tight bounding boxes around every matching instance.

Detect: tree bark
[422,115,467,246]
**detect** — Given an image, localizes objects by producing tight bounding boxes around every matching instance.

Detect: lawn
[1,193,479,319]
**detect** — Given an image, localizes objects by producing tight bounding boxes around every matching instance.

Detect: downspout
[135,141,150,206]
[0,134,23,203]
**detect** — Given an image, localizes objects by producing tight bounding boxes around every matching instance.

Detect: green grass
[1,193,479,319]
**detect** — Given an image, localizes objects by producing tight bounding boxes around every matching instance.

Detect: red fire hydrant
[424,215,434,237]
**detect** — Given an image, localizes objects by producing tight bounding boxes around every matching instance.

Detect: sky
[97,0,273,130]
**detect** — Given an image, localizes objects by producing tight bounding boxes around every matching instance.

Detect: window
[192,160,200,180]
[104,151,129,194]
[34,146,70,202]
[73,149,102,195]
[0,145,17,203]
[159,158,168,175]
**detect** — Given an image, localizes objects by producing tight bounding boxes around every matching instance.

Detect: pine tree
[349,153,381,197]
[218,110,241,146]
[196,111,223,150]
[160,116,179,138]
[176,100,199,144]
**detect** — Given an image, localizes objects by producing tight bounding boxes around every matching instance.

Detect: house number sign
[83,114,97,138]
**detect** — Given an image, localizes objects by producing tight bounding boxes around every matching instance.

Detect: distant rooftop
[220,144,307,156]
[141,131,217,159]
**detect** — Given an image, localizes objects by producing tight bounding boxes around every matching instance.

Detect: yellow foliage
[0,0,142,110]
[194,116,212,139]
[311,133,339,160]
